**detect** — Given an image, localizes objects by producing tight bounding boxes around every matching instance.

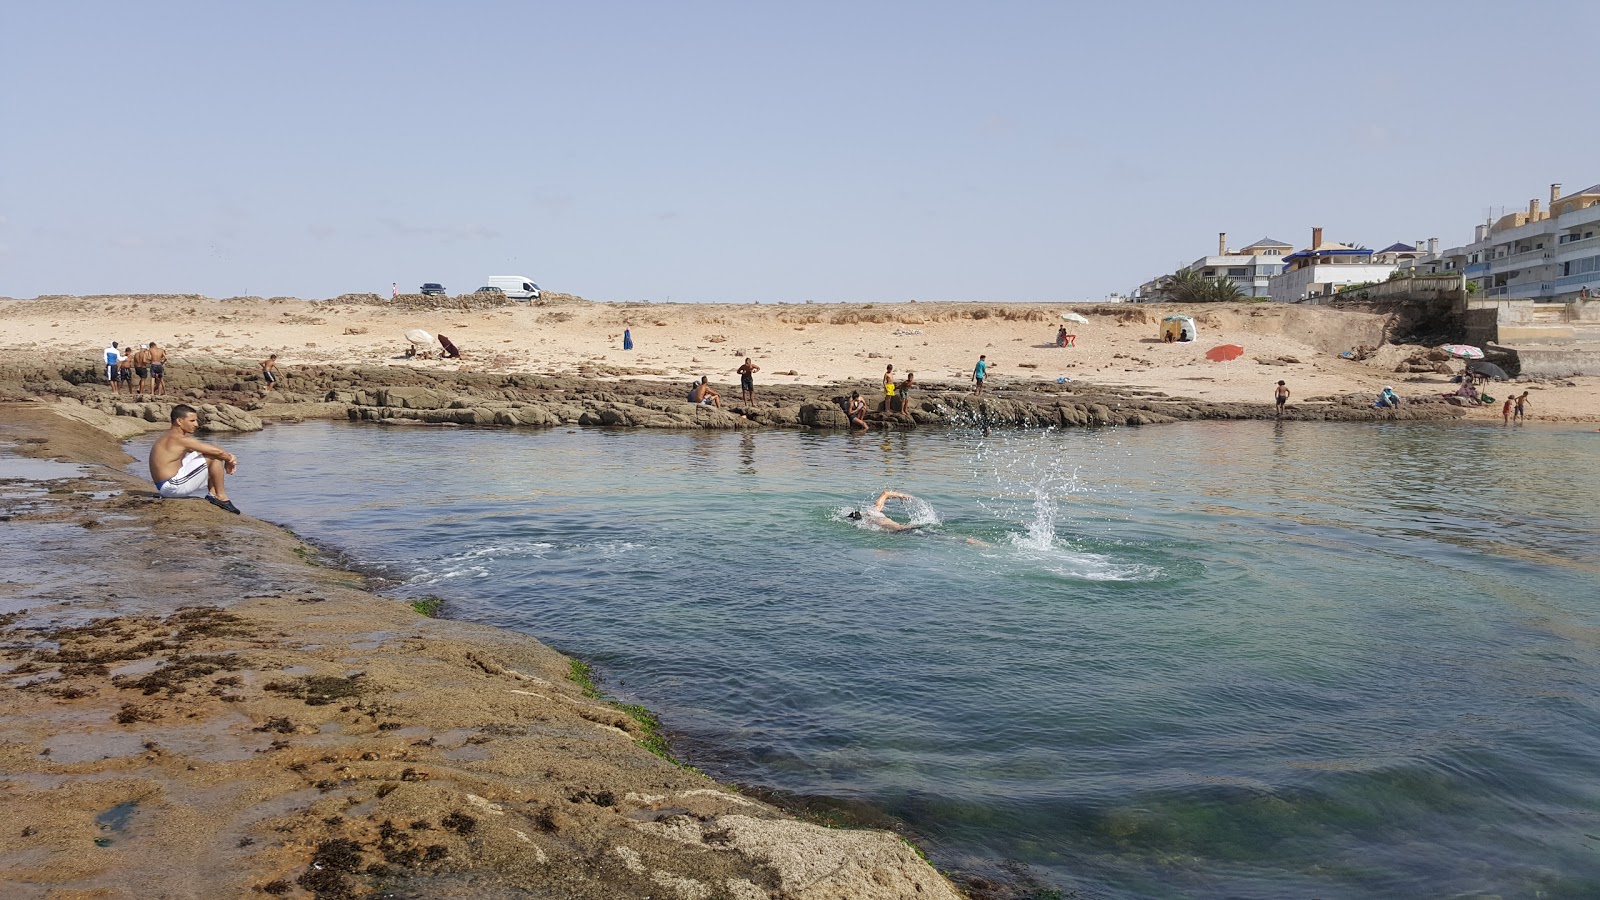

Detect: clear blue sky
[3,0,1596,303]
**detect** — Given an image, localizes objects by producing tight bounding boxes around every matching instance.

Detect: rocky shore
[0,404,962,899]
[3,352,1468,435]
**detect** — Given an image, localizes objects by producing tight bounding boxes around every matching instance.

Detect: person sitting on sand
[149,404,241,514]
[845,391,870,429]
[848,490,918,532]
[688,376,722,408]
[1056,326,1068,348]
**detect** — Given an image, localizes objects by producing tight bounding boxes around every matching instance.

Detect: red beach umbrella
[1205,344,1245,362]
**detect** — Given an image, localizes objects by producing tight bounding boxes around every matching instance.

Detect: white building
[1399,182,1600,301]
[1136,233,1293,299]
[1269,227,1398,302]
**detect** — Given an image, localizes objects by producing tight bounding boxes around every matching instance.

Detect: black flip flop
[206,495,241,515]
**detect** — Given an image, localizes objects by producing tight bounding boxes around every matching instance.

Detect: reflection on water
[206,420,1600,899]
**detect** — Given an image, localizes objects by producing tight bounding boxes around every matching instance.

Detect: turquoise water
[206,420,1600,897]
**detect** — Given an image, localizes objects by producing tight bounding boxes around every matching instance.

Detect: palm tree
[1160,268,1210,303]
[1205,278,1244,302]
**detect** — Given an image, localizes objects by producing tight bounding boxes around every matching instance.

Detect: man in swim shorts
[261,353,280,391]
[148,404,241,514]
[1274,380,1289,417]
[973,355,989,395]
[735,358,759,403]
[116,345,136,395]
[848,490,918,532]
[132,343,152,393]
[147,341,167,393]
[688,376,722,408]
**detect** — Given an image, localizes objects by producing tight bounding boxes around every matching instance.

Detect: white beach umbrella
[1060,312,1090,324]
[404,328,433,345]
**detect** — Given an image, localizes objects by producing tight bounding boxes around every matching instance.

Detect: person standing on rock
[149,404,241,514]
[973,355,989,395]
[897,371,916,414]
[1274,380,1290,418]
[132,343,153,394]
[883,364,897,408]
[735,358,759,403]
[261,354,280,392]
[117,344,137,395]
[148,342,168,394]
[103,341,121,390]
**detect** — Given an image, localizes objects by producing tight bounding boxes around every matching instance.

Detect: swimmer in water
[847,490,919,532]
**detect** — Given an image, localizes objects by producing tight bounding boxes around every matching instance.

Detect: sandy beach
[3,293,1595,422]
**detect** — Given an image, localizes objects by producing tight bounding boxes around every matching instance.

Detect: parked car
[419,283,447,295]
[474,285,504,294]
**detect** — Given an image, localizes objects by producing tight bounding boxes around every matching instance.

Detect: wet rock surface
[3,355,1468,433]
[0,405,961,899]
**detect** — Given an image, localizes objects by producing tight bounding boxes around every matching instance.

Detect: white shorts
[156,451,209,499]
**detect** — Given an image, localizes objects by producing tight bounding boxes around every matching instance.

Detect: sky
[3,0,1597,303]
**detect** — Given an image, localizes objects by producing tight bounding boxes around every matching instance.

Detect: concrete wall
[1509,348,1600,376]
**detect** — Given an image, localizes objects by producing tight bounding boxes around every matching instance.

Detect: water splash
[973,428,1083,551]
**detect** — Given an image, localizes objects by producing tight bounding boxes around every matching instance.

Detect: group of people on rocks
[101,340,286,396]
[102,340,168,395]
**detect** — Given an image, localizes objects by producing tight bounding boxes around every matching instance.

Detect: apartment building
[1401,182,1600,300]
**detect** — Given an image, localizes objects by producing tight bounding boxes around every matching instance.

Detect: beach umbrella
[1060,312,1089,324]
[1441,343,1484,359]
[404,328,433,345]
[1466,360,1509,380]
[1205,344,1245,362]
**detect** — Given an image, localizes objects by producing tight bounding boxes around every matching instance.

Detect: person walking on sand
[260,354,280,391]
[1274,380,1290,418]
[149,404,241,514]
[846,391,869,430]
[1514,391,1531,420]
[623,327,633,351]
[735,357,759,403]
[147,342,167,394]
[973,355,989,394]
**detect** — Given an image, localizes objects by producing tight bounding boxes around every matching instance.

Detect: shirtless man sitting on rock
[149,404,241,514]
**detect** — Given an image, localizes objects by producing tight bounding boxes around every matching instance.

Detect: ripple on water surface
[211,421,1600,899]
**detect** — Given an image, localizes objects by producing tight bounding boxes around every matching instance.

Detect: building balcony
[1554,234,1600,257]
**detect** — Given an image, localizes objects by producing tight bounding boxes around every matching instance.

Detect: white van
[486,275,541,300]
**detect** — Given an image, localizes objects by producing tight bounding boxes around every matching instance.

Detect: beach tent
[1160,315,1198,343]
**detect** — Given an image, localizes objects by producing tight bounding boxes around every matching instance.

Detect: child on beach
[1502,397,1513,423]
[1514,391,1530,420]
[1274,380,1289,417]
